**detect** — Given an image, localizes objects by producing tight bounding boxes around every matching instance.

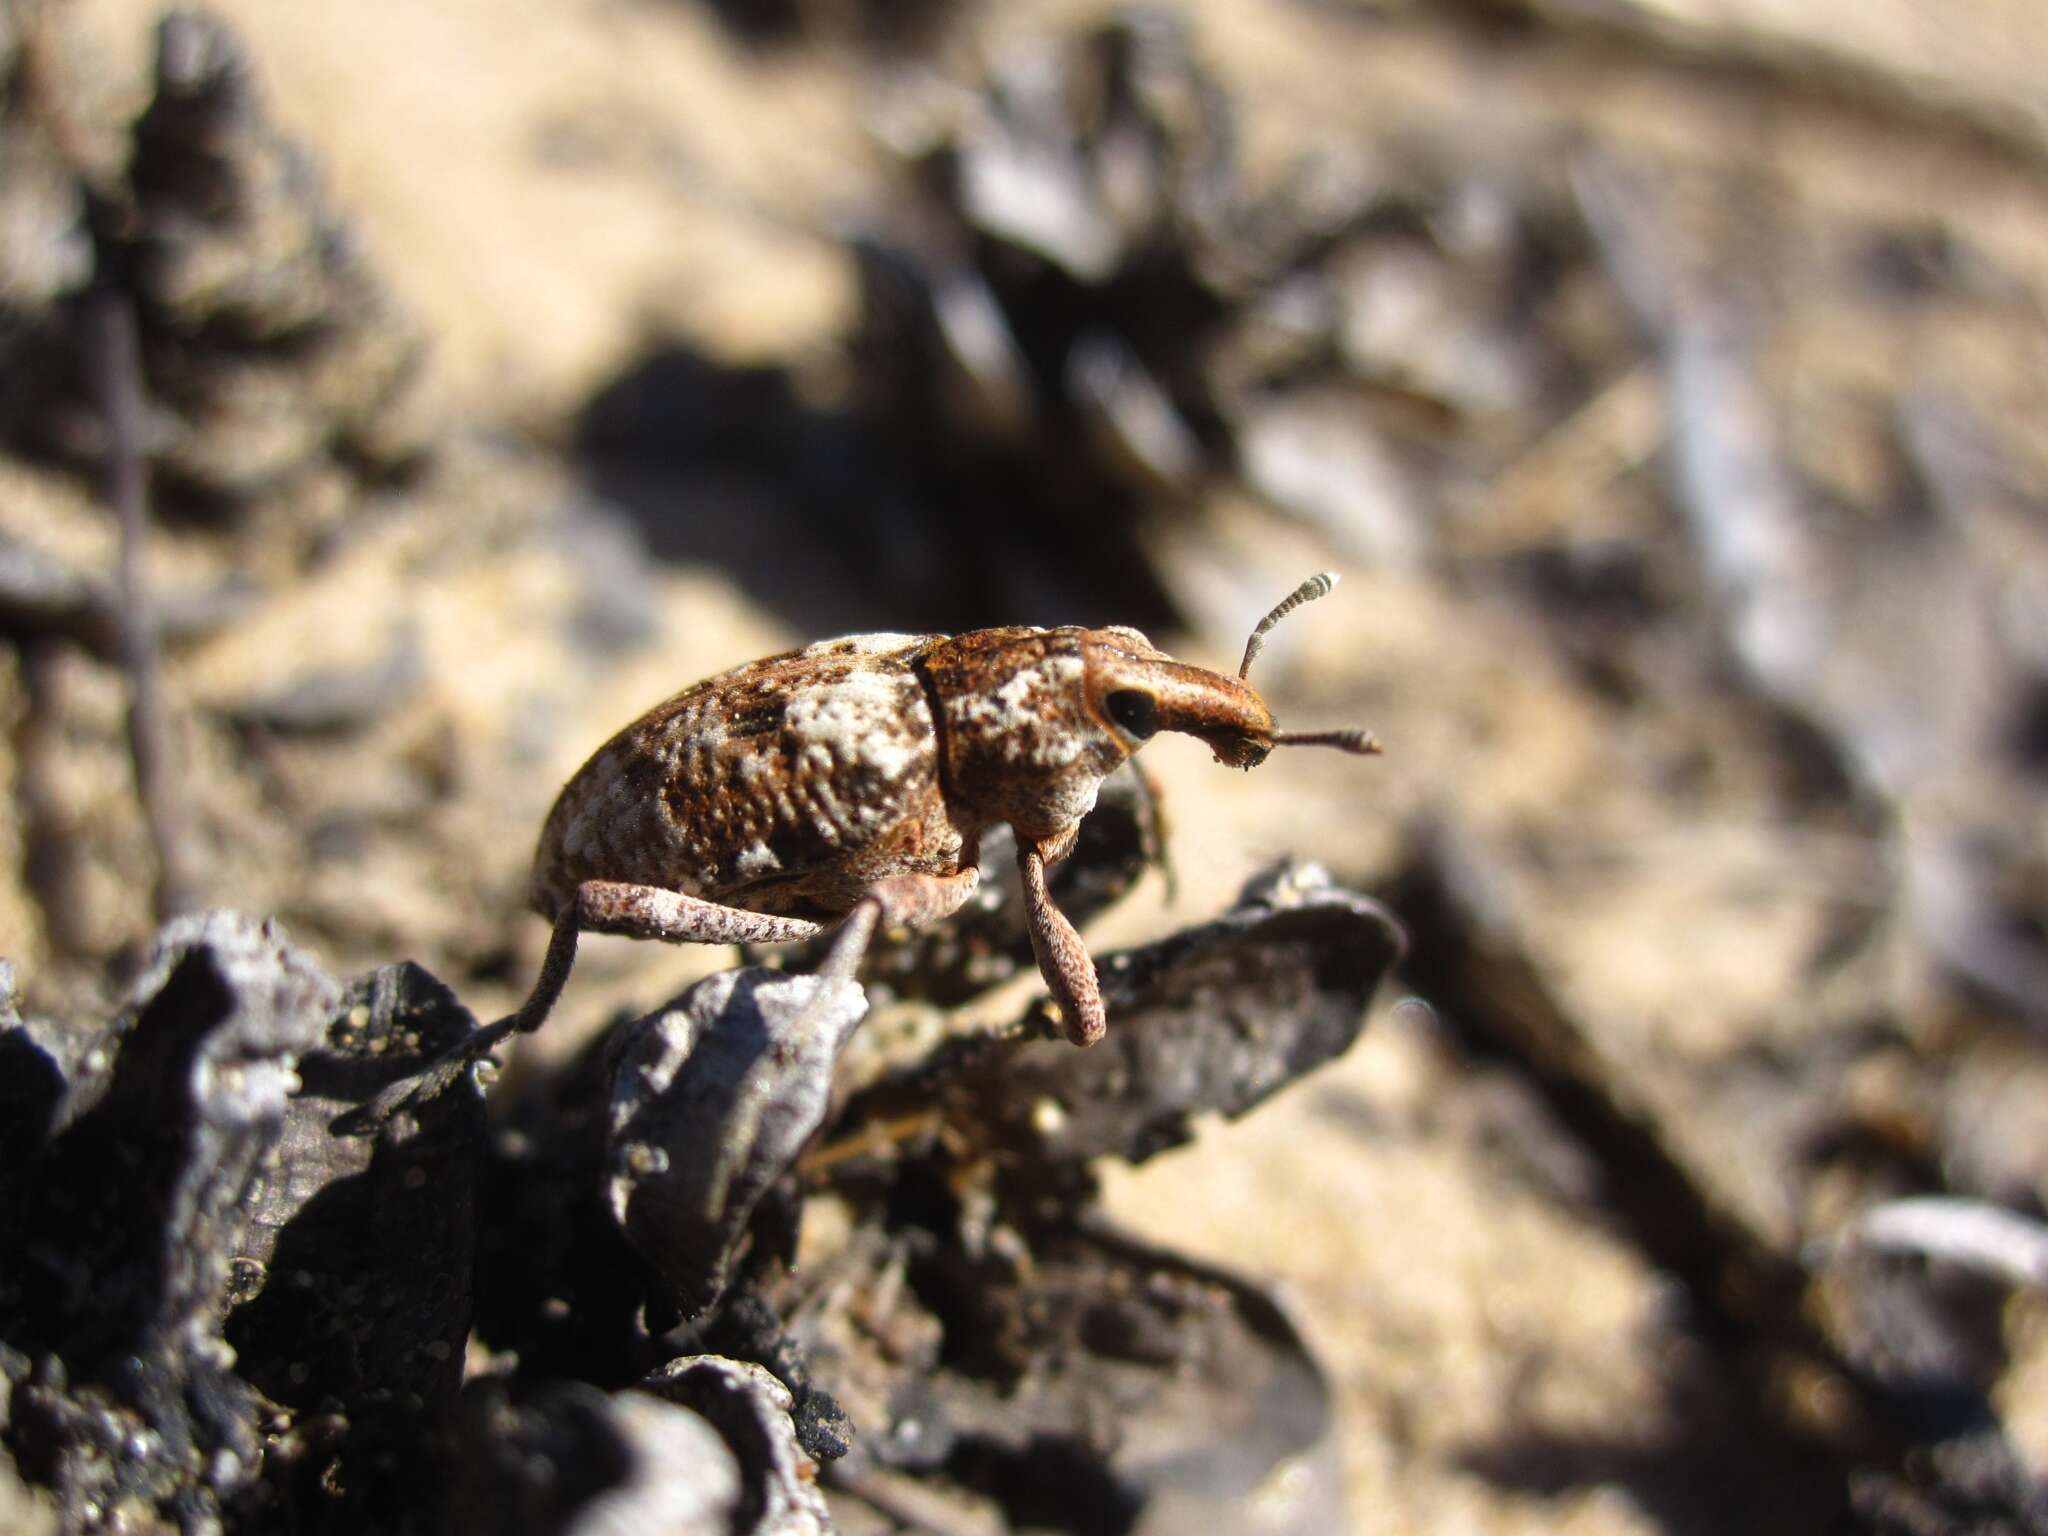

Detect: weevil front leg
[1019,829,1106,1046]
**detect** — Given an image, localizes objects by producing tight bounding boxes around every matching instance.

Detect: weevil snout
[1084,573,1383,770]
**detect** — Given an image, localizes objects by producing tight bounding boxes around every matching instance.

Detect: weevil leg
[346,873,985,1132]
[1036,820,1082,868]
[503,905,578,1032]
[572,880,828,951]
[816,867,983,984]
[1018,837,1106,1046]
[344,881,829,1132]
[494,882,830,1050]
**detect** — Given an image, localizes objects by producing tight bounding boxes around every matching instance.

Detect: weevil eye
[1105,688,1160,740]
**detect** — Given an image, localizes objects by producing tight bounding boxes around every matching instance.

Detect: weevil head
[1084,600,1386,771]
[921,626,1267,841]
[920,586,1377,844]
[1080,626,1280,770]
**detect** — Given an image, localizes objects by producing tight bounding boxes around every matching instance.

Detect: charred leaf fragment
[0,965,69,1248]
[640,1356,833,1536]
[1812,1247,2048,1533]
[447,1378,741,1536]
[0,913,338,1531]
[836,861,1404,1185]
[690,1290,854,1465]
[607,969,870,1320]
[1847,1427,2048,1536]
[0,926,492,1533]
[760,1225,944,1482]
[470,991,864,1454]
[959,1231,1344,1536]
[798,1226,1346,1536]
[471,1047,665,1393]
[226,961,485,1526]
[784,865,1395,1533]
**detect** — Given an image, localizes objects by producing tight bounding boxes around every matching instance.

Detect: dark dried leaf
[227,962,486,1520]
[804,1226,1345,1536]
[607,969,870,1319]
[640,1356,833,1536]
[841,863,1402,1182]
[0,912,338,1529]
[448,1376,740,1536]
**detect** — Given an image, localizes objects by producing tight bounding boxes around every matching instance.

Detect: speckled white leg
[572,880,827,950]
[498,883,828,1046]
[351,883,825,1131]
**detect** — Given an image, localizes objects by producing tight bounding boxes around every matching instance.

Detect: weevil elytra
[361,573,1377,1124]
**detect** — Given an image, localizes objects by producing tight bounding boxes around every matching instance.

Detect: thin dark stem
[84,285,196,921]
[17,642,95,955]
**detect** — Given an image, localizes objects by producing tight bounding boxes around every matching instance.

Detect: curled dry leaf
[448,1378,742,1536]
[606,969,870,1320]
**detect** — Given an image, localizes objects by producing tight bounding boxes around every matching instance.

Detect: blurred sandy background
[5,0,2048,1529]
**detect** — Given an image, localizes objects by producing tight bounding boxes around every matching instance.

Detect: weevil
[360,573,1377,1124]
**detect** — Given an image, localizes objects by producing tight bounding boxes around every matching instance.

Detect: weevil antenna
[1271,727,1383,756]
[1239,572,1339,680]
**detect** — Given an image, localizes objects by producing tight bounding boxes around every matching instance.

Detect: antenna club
[1237,571,1345,681]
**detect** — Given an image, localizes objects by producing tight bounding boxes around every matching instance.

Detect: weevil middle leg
[812,867,985,985]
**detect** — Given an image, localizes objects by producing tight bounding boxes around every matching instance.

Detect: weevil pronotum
[362,573,1378,1123]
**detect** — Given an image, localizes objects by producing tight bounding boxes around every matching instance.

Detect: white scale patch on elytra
[1094,625,1153,651]
[564,747,634,862]
[733,842,781,880]
[810,775,848,832]
[784,669,923,780]
[801,632,924,659]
